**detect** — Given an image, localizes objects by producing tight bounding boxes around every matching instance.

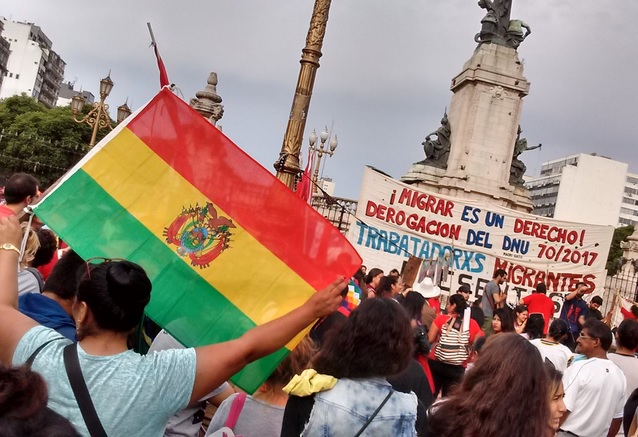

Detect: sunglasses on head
[84,257,126,279]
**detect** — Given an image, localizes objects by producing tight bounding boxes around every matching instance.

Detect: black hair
[77,260,152,333]
[377,275,400,298]
[548,318,569,341]
[0,365,80,436]
[388,268,400,276]
[448,293,467,317]
[514,304,528,315]
[583,319,613,351]
[616,319,638,351]
[401,291,425,321]
[493,307,514,332]
[31,229,57,268]
[535,283,547,294]
[590,296,603,306]
[523,314,545,340]
[364,268,384,285]
[3,173,39,204]
[473,335,487,354]
[43,250,85,300]
[493,269,507,279]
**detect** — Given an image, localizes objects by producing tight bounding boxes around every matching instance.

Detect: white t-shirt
[529,338,573,372]
[609,353,638,399]
[13,325,197,436]
[148,329,230,437]
[561,357,626,437]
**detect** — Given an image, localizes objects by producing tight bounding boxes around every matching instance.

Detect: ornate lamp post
[71,74,131,148]
[309,126,338,194]
[274,0,332,190]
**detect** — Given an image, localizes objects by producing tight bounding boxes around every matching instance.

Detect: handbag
[434,317,470,365]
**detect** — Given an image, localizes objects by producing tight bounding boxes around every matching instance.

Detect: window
[8,72,12,78]
[15,74,19,79]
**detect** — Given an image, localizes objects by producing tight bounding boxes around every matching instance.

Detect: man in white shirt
[558,320,626,437]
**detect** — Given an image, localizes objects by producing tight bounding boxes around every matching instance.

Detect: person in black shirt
[584,295,604,322]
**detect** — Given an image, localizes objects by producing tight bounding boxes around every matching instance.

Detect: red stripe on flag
[126,89,361,289]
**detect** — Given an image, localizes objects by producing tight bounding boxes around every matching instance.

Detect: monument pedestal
[402,43,533,212]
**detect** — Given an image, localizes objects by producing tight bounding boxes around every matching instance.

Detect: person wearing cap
[456,284,472,302]
[520,282,555,336]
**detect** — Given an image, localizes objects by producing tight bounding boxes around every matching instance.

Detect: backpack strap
[63,343,108,437]
[25,337,66,367]
[353,389,394,437]
[26,267,45,293]
[224,392,247,430]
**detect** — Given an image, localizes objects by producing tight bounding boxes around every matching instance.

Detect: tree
[606,225,635,276]
[0,95,112,187]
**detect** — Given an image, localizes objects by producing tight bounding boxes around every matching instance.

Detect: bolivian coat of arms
[164,202,235,268]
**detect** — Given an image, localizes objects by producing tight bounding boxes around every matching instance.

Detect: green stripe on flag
[34,170,289,392]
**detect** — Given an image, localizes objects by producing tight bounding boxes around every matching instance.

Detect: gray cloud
[4,0,637,198]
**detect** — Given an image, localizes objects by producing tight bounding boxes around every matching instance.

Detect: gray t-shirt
[14,325,197,436]
[481,281,500,318]
[206,394,285,437]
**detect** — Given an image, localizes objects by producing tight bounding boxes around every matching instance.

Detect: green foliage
[0,95,112,187]
[606,225,635,275]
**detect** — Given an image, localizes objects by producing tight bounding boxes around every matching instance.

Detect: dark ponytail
[448,294,467,318]
[78,260,152,333]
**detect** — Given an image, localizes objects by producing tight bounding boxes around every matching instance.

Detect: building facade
[619,172,638,227]
[56,81,94,108]
[0,18,65,108]
[0,21,10,91]
[526,153,630,227]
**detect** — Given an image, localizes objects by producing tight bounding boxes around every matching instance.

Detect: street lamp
[71,74,129,148]
[309,126,338,194]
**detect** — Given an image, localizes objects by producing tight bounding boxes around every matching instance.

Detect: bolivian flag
[34,88,362,392]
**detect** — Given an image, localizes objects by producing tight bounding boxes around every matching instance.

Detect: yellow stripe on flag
[82,128,315,327]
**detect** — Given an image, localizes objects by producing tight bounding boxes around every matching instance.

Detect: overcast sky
[3,1,637,199]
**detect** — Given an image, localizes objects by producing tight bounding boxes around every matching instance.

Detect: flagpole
[274,0,332,190]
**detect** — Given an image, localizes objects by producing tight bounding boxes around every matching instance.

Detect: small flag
[147,23,169,88]
[296,146,315,203]
[33,88,362,392]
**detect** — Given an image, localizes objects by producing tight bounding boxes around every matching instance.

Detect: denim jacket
[302,377,417,436]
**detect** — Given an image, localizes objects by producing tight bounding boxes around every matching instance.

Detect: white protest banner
[347,167,614,308]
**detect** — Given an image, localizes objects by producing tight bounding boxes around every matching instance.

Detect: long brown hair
[428,333,549,437]
[312,298,413,378]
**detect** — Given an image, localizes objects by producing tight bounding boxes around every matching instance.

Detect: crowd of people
[1,171,638,436]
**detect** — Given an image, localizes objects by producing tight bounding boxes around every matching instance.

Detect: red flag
[147,23,169,88]
[296,147,315,203]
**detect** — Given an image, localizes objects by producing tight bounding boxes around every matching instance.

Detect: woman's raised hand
[306,277,348,319]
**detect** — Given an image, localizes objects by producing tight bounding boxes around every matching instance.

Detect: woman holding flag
[0,216,348,436]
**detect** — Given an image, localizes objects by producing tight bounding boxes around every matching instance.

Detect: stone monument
[190,72,224,127]
[402,0,539,212]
